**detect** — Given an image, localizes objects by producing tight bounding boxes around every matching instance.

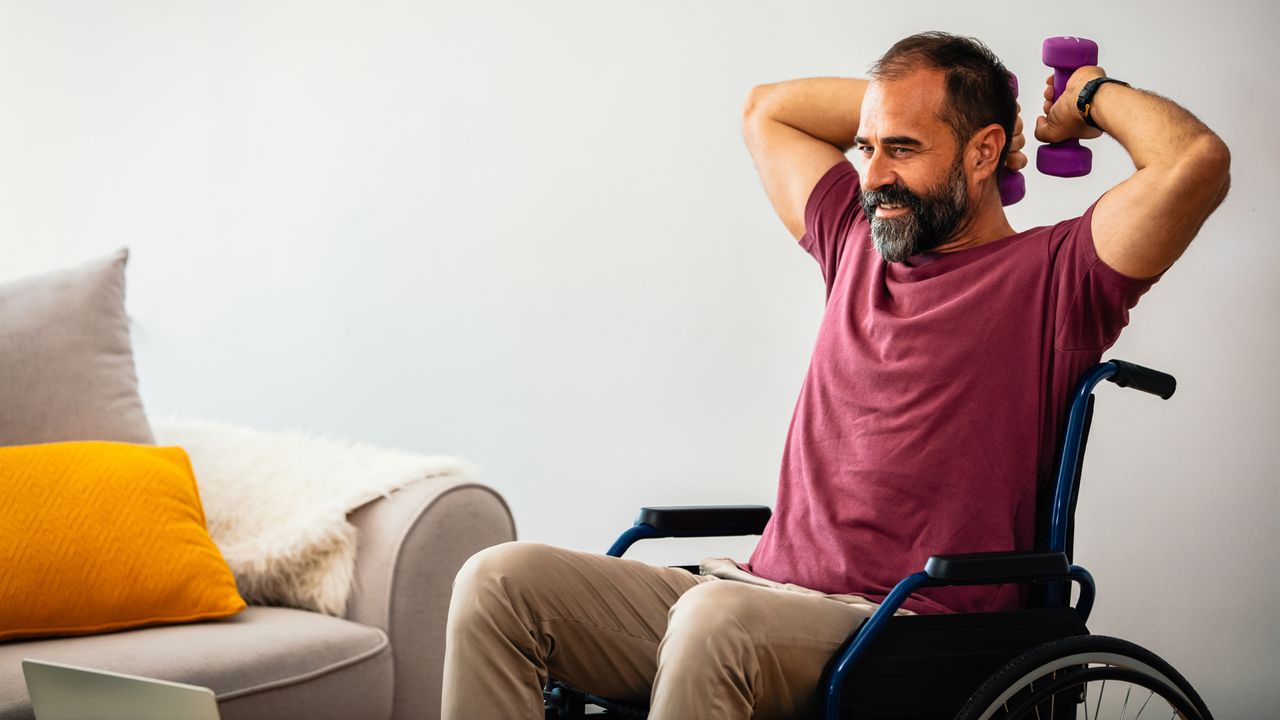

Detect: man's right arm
[740,78,869,241]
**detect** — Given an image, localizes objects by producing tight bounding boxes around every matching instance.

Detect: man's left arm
[1035,67,1232,279]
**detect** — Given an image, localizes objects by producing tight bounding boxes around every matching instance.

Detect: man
[441,32,1230,720]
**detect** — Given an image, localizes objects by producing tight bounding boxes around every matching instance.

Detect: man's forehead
[858,68,948,139]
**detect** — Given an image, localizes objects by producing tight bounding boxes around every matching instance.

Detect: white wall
[3,0,1275,714]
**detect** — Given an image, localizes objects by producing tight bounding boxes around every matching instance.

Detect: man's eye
[891,147,912,155]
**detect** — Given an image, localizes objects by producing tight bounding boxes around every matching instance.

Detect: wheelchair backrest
[1030,360,1175,607]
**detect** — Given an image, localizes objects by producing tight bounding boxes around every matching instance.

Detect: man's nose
[862,151,898,194]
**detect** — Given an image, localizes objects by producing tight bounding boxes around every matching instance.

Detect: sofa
[0,250,517,719]
[0,425,516,720]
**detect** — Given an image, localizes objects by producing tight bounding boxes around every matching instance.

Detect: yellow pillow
[0,441,245,641]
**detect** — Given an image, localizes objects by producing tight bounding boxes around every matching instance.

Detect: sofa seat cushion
[0,607,393,720]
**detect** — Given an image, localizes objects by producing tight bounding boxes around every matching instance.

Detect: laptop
[22,658,221,720]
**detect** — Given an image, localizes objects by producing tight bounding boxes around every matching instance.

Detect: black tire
[953,635,1213,720]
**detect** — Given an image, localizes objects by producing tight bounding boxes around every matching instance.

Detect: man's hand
[1034,66,1106,144]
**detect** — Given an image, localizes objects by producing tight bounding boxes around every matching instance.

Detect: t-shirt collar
[888,229,1035,280]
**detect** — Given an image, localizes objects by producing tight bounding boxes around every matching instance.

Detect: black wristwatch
[1077,77,1130,131]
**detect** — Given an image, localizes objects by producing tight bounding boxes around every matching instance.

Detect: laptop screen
[23,658,221,720]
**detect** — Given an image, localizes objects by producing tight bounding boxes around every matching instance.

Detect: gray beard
[867,161,970,264]
[870,210,924,264]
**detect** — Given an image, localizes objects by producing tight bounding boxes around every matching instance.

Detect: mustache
[861,183,922,217]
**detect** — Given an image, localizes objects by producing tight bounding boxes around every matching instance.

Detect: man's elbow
[742,84,774,120]
[1197,133,1231,178]
[741,83,781,134]
[1199,134,1232,209]
[1179,133,1232,211]
[740,84,775,149]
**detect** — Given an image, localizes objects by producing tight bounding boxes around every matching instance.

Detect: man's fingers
[1033,115,1055,143]
[1005,151,1029,172]
[1011,133,1026,153]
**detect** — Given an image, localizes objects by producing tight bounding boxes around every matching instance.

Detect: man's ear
[967,124,1008,182]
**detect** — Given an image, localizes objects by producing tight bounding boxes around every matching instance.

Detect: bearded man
[440,31,1230,720]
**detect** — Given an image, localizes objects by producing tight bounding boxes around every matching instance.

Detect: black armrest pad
[636,505,772,536]
[924,551,1070,584]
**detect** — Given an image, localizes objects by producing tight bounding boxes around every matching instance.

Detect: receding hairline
[860,70,955,143]
[870,54,949,81]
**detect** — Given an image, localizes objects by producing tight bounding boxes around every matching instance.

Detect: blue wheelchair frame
[582,359,1176,720]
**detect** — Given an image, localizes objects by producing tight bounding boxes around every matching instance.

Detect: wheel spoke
[1050,669,1056,718]
[1122,682,1134,720]
[1134,689,1154,719]
[1094,678,1106,719]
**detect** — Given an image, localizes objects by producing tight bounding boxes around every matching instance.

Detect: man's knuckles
[1033,116,1059,143]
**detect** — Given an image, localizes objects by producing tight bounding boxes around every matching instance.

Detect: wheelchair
[543,360,1214,719]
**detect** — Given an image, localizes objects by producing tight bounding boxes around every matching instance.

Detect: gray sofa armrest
[346,476,515,720]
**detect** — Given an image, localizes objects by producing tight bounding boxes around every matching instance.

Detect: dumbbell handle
[1051,66,1076,104]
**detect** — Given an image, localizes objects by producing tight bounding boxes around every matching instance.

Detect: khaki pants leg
[441,541,711,720]
[651,580,875,719]
[441,541,877,720]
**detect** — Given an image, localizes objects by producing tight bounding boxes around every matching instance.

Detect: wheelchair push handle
[1106,359,1177,399]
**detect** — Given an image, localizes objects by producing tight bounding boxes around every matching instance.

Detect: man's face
[855,68,972,263]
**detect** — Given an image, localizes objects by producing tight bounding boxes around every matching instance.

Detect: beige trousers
[441,541,888,720]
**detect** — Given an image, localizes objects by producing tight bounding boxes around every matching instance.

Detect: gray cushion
[0,606,393,720]
[0,249,153,446]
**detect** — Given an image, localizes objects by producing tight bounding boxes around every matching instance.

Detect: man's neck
[932,188,1017,254]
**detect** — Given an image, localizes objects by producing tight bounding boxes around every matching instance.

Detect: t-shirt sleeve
[799,160,863,295]
[1052,200,1164,352]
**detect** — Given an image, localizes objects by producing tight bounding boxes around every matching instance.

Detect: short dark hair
[869,32,1016,165]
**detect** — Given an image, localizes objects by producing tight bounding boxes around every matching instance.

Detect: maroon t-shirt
[746,160,1161,615]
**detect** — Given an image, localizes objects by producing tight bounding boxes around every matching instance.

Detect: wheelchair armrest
[923,551,1070,584]
[606,505,772,557]
[635,505,772,536]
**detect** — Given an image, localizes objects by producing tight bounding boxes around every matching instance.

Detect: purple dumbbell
[1037,36,1099,178]
[998,72,1026,206]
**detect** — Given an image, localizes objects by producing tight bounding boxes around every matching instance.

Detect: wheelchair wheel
[953,635,1212,720]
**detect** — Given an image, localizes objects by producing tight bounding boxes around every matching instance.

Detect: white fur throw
[152,417,479,617]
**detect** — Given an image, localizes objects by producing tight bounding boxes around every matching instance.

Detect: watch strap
[1077,77,1130,131]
